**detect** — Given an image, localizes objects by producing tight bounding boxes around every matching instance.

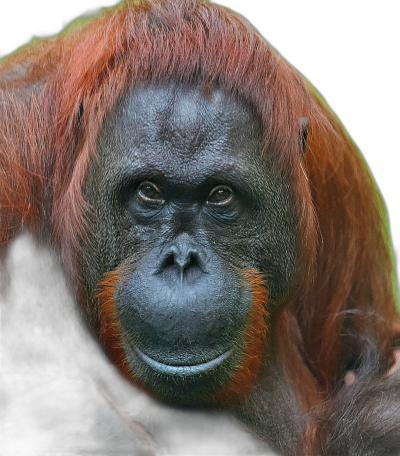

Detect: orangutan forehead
[107,83,263,155]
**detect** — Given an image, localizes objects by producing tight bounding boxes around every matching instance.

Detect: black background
[0,0,400,251]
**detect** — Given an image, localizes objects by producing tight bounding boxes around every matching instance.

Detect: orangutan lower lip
[136,348,232,376]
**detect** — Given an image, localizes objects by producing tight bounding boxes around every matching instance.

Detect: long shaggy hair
[1,1,399,452]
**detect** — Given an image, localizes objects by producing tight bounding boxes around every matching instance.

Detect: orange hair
[1,0,398,415]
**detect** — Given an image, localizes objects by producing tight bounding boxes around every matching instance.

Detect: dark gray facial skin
[83,83,297,404]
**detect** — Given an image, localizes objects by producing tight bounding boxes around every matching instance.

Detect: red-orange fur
[276,308,323,412]
[1,0,399,451]
[218,269,269,402]
[98,270,154,399]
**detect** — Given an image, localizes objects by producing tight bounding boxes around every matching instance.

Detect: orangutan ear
[299,117,309,156]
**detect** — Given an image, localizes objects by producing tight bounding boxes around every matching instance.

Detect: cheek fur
[98,268,153,399]
[216,268,269,404]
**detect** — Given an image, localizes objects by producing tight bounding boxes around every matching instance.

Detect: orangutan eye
[207,185,234,206]
[137,181,164,204]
